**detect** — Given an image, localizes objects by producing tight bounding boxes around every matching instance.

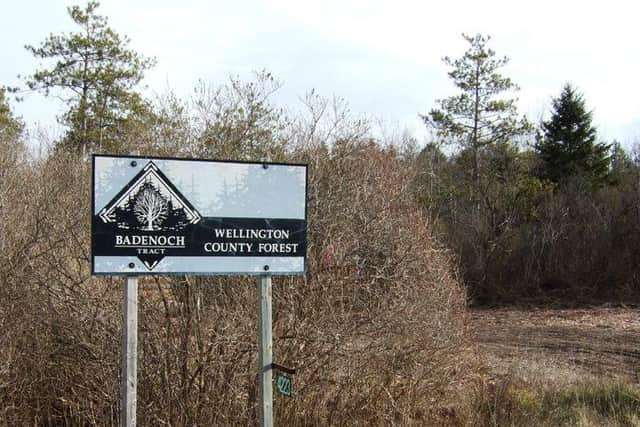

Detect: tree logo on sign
[96,161,201,270]
[98,161,201,232]
[133,182,169,231]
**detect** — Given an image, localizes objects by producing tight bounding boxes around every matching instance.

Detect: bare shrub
[276,138,468,425]
[0,78,470,425]
[1,152,121,425]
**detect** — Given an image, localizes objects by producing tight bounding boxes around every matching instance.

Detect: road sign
[91,155,307,275]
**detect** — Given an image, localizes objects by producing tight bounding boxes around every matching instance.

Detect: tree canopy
[0,87,23,140]
[535,84,610,187]
[23,1,155,154]
[422,33,530,187]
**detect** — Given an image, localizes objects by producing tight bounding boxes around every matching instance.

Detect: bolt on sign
[92,155,307,275]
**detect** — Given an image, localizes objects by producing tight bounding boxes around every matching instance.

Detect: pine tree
[608,141,635,185]
[23,1,155,155]
[422,34,530,190]
[535,84,610,187]
[0,87,23,140]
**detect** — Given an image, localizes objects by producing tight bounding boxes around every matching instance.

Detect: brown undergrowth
[0,87,471,425]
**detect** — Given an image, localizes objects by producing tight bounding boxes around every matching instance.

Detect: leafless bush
[1,151,121,425]
[418,141,640,306]
[0,78,470,425]
[276,138,468,425]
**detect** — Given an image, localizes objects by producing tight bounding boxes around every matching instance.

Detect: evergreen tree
[0,87,23,140]
[535,84,610,187]
[23,1,155,155]
[422,34,530,190]
[608,141,635,185]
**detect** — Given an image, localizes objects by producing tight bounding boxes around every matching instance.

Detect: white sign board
[92,155,307,275]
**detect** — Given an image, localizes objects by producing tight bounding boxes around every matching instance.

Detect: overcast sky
[2,0,639,147]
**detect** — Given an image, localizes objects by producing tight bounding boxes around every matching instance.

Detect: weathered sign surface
[92,155,307,275]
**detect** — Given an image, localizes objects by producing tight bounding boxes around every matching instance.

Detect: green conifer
[535,84,610,187]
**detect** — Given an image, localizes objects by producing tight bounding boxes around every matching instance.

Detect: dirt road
[470,308,640,383]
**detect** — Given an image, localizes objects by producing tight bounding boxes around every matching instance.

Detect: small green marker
[275,373,291,397]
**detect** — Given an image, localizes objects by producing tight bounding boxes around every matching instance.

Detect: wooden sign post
[91,155,307,426]
[258,274,273,427]
[121,276,138,426]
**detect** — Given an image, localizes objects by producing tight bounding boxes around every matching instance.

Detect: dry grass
[462,307,640,426]
[466,378,640,426]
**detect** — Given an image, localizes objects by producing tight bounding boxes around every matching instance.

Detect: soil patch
[470,307,640,384]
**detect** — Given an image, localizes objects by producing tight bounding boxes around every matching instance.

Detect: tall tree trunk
[472,59,482,211]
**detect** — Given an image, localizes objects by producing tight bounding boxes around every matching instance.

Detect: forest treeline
[6,3,637,306]
[0,1,638,424]
[417,36,640,306]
